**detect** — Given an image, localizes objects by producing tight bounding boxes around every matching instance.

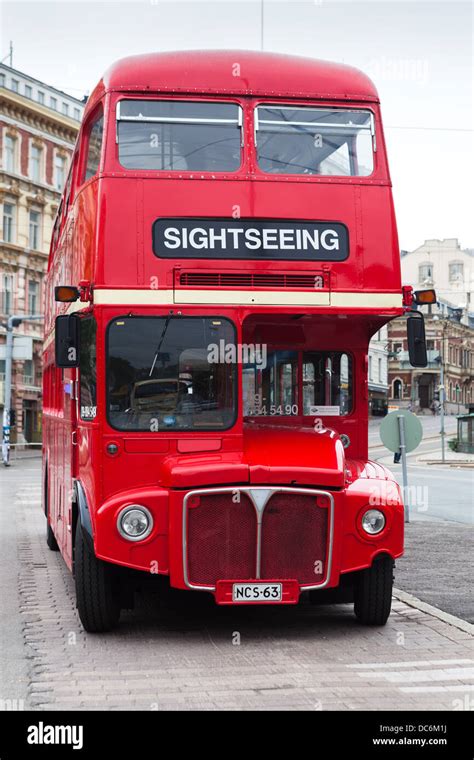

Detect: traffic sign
[380,410,423,454]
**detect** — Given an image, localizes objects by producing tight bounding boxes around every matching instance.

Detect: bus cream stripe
[332,292,402,308]
[175,289,331,306]
[92,289,402,308]
[43,290,402,350]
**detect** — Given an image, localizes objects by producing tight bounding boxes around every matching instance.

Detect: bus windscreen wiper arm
[149,311,174,377]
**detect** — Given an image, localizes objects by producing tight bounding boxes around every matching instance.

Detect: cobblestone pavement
[1,460,473,711]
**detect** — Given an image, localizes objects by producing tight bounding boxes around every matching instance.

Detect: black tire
[44,468,59,551]
[74,519,121,632]
[354,555,394,626]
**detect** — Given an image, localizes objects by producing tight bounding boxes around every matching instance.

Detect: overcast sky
[1,0,472,251]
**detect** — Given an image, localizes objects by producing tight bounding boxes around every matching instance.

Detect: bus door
[66,315,98,566]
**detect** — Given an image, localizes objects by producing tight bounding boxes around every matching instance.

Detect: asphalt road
[369,416,473,526]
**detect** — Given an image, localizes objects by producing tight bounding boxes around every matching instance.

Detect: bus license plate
[232,583,282,602]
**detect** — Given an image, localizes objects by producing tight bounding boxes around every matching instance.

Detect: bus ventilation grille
[177,271,326,290]
[186,490,329,587]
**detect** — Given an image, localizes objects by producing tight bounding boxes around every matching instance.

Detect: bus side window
[79,317,97,421]
[80,106,104,184]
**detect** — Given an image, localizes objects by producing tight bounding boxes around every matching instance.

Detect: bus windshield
[107,316,237,431]
[256,106,374,176]
[117,99,242,172]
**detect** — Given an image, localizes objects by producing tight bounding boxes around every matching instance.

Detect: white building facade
[401,238,474,313]
[368,324,389,415]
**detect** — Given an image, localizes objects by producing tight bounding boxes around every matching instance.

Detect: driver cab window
[303,352,352,415]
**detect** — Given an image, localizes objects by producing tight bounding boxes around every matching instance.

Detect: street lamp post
[434,348,446,464]
[2,314,44,467]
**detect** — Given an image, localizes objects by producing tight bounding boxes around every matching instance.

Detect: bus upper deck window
[84,109,104,181]
[255,106,374,177]
[117,99,242,172]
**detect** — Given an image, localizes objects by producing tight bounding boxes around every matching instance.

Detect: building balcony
[392,349,440,370]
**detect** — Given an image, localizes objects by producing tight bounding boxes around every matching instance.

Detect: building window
[2,274,14,315]
[392,342,402,355]
[50,96,57,110]
[37,91,45,104]
[54,153,67,190]
[29,210,41,249]
[62,102,69,116]
[73,108,80,121]
[23,360,34,386]
[0,73,5,87]
[378,357,383,381]
[28,280,39,314]
[418,263,433,282]
[3,134,17,172]
[368,355,373,381]
[449,261,464,282]
[29,144,43,182]
[25,84,32,98]
[2,202,15,243]
[11,78,19,93]
[393,378,403,400]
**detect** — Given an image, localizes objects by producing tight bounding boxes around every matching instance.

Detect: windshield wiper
[149,310,174,377]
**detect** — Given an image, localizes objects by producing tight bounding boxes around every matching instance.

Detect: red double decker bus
[43,50,430,632]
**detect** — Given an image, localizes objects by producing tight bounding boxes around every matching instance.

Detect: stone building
[388,239,474,415]
[388,301,473,415]
[0,63,84,443]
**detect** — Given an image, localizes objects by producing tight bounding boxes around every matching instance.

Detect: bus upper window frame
[254,104,376,178]
[115,98,243,174]
[79,104,104,186]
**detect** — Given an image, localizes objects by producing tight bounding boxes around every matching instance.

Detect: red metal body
[43,51,404,607]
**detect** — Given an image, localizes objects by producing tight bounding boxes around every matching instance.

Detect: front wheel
[75,520,121,632]
[354,555,394,626]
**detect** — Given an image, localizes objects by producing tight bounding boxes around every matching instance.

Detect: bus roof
[87,50,379,113]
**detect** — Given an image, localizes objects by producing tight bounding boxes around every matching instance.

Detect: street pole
[2,314,44,466]
[397,414,409,523]
[439,350,446,465]
[2,319,14,466]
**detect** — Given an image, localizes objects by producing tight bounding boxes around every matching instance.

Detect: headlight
[361,509,385,535]
[117,505,153,541]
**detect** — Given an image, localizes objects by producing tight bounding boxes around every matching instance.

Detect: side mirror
[407,313,427,367]
[55,314,80,368]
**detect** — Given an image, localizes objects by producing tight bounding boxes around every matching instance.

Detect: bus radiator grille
[261,493,328,584]
[186,491,329,587]
[187,493,257,585]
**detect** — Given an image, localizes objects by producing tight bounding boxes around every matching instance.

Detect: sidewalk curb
[417,460,474,468]
[393,588,474,635]
[368,431,455,451]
